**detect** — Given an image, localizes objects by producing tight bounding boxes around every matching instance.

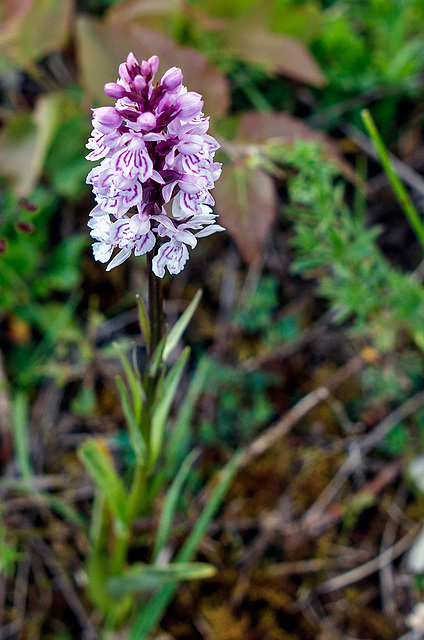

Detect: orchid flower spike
[86,52,224,277]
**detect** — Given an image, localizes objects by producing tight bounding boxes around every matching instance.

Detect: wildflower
[86,53,224,277]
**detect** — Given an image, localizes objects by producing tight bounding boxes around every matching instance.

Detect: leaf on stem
[149,347,190,468]
[78,438,128,526]
[149,330,168,378]
[136,294,151,348]
[113,341,145,423]
[115,375,147,464]
[153,449,200,561]
[165,356,211,472]
[162,289,202,363]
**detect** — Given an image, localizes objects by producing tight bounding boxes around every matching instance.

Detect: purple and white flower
[86,53,223,277]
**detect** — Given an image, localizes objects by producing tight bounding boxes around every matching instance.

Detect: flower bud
[93,106,122,127]
[161,66,183,91]
[118,62,131,83]
[140,60,150,76]
[92,106,122,133]
[148,55,160,76]
[126,52,140,72]
[175,92,204,119]
[137,112,156,130]
[133,75,146,92]
[104,82,126,99]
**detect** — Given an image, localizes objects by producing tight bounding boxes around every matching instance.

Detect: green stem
[361,109,424,250]
[146,250,163,354]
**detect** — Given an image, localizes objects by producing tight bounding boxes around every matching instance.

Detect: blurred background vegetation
[2,0,424,638]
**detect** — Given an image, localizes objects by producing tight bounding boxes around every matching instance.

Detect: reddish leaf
[0,0,73,65]
[76,16,229,118]
[107,0,177,21]
[236,111,354,179]
[0,94,62,196]
[227,28,326,87]
[213,161,277,265]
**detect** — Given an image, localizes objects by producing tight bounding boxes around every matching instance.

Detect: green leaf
[148,330,168,378]
[11,392,32,484]
[153,449,199,561]
[106,562,216,597]
[166,356,211,472]
[162,290,202,363]
[128,451,241,640]
[136,295,150,348]
[149,347,190,468]
[115,375,147,464]
[113,342,145,424]
[78,438,128,525]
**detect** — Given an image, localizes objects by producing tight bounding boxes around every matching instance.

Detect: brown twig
[317,524,420,595]
[238,355,365,469]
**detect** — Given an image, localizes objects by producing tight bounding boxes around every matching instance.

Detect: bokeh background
[2,0,424,638]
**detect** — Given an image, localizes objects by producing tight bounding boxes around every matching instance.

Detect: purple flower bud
[161,66,183,91]
[0,239,7,254]
[133,75,146,92]
[137,112,156,130]
[104,82,126,99]
[126,52,140,72]
[140,60,150,76]
[175,92,204,119]
[148,55,160,76]
[92,107,122,133]
[119,62,132,83]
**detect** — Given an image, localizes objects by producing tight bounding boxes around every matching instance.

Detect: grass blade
[106,562,216,596]
[361,109,424,250]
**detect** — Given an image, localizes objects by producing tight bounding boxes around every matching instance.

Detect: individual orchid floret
[86,52,223,277]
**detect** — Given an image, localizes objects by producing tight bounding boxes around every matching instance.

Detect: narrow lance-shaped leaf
[136,294,151,349]
[106,562,216,597]
[78,438,128,525]
[163,289,203,363]
[149,347,190,468]
[115,375,147,464]
[165,356,211,473]
[153,449,200,561]
[149,330,168,378]
[113,341,145,424]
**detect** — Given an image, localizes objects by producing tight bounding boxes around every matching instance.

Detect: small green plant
[78,295,241,637]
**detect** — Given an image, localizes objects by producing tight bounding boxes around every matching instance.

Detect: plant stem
[147,250,163,354]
